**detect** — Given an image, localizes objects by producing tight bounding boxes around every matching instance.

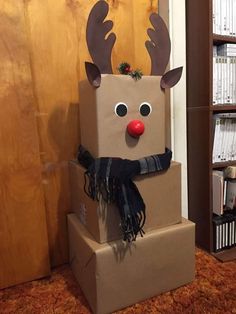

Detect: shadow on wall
[45,102,80,266]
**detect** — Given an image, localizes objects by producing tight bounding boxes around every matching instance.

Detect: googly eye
[139,102,152,116]
[114,102,128,117]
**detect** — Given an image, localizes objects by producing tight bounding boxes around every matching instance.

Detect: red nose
[127,120,145,138]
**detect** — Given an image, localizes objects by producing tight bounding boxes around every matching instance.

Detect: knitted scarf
[77,145,172,242]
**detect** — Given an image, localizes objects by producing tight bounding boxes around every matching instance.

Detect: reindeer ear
[85,62,101,88]
[160,67,183,89]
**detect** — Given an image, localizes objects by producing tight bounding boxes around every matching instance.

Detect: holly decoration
[118,62,131,74]
[117,62,143,81]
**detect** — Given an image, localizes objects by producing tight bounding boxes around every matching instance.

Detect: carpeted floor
[0,248,235,314]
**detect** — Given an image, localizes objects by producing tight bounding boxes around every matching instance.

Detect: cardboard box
[68,214,195,314]
[69,160,182,243]
[79,75,165,160]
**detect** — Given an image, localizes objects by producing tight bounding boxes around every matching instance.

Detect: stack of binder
[213,210,236,252]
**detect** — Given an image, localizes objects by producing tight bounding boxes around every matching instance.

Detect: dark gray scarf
[77,145,172,242]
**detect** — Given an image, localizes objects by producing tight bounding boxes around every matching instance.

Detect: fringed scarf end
[121,210,146,242]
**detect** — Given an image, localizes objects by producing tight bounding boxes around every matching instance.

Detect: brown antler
[145,13,171,76]
[86,1,116,74]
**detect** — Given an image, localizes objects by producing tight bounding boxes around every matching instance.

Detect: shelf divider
[213,34,236,45]
[212,161,236,169]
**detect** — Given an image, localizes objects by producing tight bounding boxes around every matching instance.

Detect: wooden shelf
[210,105,236,112]
[212,161,236,169]
[212,246,236,262]
[213,34,236,45]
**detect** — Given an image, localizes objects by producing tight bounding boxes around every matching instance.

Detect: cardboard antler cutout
[86,0,116,74]
[145,13,171,76]
[85,1,182,89]
[146,13,183,87]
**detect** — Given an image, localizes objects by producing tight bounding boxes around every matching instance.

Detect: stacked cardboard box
[68,74,195,314]
[68,214,194,314]
[69,160,182,243]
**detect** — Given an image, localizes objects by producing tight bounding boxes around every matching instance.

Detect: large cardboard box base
[68,214,195,314]
[69,160,182,243]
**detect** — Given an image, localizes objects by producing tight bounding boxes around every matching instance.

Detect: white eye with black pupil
[139,102,152,116]
[115,102,128,117]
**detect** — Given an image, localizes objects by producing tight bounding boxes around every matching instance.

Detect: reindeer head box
[79,1,183,160]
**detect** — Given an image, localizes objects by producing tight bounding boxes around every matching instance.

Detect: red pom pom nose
[127,120,145,138]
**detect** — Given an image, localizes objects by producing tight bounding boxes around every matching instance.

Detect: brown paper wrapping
[69,160,182,243]
[68,214,195,314]
[79,75,165,160]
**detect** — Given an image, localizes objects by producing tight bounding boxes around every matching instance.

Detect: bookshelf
[186,0,236,261]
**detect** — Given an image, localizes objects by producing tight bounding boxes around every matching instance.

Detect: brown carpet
[0,248,236,314]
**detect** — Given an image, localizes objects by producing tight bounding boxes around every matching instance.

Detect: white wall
[169,0,188,218]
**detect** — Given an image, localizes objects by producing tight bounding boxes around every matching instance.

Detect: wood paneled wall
[1,0,169,288]
[0,1,50,289]
[24,0,81,267]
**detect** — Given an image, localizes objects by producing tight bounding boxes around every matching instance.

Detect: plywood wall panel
[66,0,97,84]
[108,0,135,72]
[24,0,80,266]
[0,0,50,289]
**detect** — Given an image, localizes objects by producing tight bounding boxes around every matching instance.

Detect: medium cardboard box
[79,75,165,160]
[68,214,195,314]
[69,160,182,243]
